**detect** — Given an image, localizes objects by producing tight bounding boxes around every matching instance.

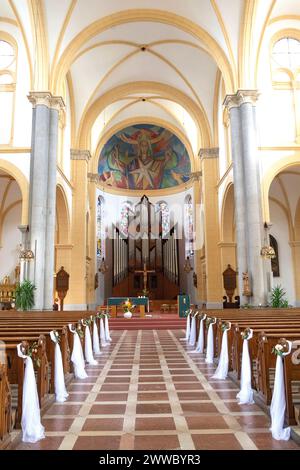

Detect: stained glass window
[156,201,170,238]
[96,196,105,258]
[185,195,194,256]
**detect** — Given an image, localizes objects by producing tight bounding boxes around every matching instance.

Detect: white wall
[0,204,22,282]
[269,200,296,305]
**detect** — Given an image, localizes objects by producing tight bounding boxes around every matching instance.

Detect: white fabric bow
[92,320,101,355]
[270,340,292,441]
[205,319,216,364]
[190,314,207,354]
[69,325,88,379]
[211,323,231,380]
[104,315,112,342]
[50,331,69,402]
[84,324,98,365]
[236,329,254,404]
[17,343,45,443]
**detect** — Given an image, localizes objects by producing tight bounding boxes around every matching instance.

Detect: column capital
[28,91,65,110]
[88,172,101,183]
[223,90,260,110]
[198,147,219,159]
[71,149,91,162]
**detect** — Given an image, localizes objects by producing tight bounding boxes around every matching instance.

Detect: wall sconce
[183,257,193,273]
[260,222,275,259]
[19,249,35,261]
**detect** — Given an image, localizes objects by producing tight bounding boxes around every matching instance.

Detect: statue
[242,272,252,297]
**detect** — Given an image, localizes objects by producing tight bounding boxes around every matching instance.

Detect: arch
[0,159,28,224]
[93,116,197,173]
[262,154,300,222]
[51,9,235,96]
[55,184,70,244]
[79,82,212,151]
[295,196,300,240]
[221,183,235,242]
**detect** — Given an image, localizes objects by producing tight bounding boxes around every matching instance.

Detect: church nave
[9,329,299,451]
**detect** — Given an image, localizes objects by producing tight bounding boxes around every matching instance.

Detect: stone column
[27,92,65,310]
[199,148,223,308]
[224,90,268,305]
[68,149,91,310]
[44,98,65,310]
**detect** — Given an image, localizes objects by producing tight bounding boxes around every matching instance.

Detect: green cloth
[178,295,190,317]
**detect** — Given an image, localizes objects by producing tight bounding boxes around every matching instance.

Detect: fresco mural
[98,124,191,190]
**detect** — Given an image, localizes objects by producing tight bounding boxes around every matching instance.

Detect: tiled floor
[11,329,300,450]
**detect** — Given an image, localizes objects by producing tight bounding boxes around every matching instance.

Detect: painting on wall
[98,124,191,190]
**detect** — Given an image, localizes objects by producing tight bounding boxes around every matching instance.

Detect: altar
[107,297,149,318]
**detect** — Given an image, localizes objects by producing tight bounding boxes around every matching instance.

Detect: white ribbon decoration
[191,315,206,354]
[270,341,292,441]
[84,324,98,365]
[17,344,45,443]
[180,311,191,342]
[188,316,197,347]
[205,320,216,364]
[92,320,101,355]
[69,324,88,379]
[50,331,69,402]
[211,323,231,380]
[104,314,112,342]
[236,329,254,404]
[100,318,108,347]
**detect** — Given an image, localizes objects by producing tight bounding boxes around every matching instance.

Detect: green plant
[270,285,289,308]
[15,280,36,311]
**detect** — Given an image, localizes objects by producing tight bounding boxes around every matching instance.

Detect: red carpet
[110,313,185,330]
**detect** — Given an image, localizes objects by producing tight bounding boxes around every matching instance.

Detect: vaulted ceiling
[0,0,298,156]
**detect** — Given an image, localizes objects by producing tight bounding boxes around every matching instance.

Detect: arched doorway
[0,169,23,284]
[268,165,300,305]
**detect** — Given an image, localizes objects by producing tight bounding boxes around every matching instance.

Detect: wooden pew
[0,363,11,448]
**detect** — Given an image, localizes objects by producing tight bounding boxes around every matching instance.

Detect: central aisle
[12,330,299,450]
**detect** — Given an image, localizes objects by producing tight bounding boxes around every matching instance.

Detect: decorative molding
[88,172,101,184]
[218,242,236,248]
[199,147,219,159]
[223,89,260,110]
[55,244,74,250]
[28,91,65,110]
[289,241,300,248]
[71,149,91,162]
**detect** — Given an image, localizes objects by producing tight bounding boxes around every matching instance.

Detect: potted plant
[270,285,289,308]
[122,298,135,319]
[15,280,36,311]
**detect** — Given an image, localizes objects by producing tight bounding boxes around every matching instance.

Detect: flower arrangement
[23,341,41,368]
[82,318,92,327]
[123,298,135,313]
[76,323,84,339]
[241,327,252,340]
[190,310,199,318]
[272,339,290,357]
[52,330,60,344]
[221,321,231,332]
[206,317,216,327]
[199,312,207,321]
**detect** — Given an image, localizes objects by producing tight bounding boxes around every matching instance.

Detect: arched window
[0,37,16,145]
[96,196,105,259]
[184,195,194,257]
[270,234,280,277]
[272,37,300,70]
[120,202,134,238]
[156,201,170,238]
[271,36,300,143]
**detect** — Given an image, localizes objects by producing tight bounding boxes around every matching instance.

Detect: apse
[98,124,191,190]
